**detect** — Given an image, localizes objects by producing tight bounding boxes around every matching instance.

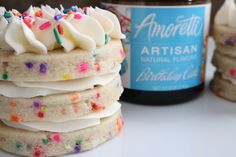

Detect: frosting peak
[0,5,125,55]
[215,0,236,27]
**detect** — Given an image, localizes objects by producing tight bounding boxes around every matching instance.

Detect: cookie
[211,72,236,102]
[0,40,124,82]
[0,110,124,157]
[212,50,236,80]
[0,75,123,122]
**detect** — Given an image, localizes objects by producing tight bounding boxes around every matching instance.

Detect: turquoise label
[130,6,205,91]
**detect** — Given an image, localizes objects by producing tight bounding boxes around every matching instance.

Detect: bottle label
[102,3,211,91]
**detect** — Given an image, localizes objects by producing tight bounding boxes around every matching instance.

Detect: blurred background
[0,0,225,33]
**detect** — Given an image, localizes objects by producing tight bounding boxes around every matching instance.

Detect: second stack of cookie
[211,0,236,101]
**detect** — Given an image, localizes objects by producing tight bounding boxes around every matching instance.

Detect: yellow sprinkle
[63,74,71,80]
[40,105,48,111]
[117,55,123,63]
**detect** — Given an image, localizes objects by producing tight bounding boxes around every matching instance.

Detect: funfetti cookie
[0,5,125,157]
[211,72,236,101]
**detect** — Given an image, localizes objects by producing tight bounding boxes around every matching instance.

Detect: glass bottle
[102,0,212,105]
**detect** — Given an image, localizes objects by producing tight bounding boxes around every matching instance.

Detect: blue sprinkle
[54,14,63,21]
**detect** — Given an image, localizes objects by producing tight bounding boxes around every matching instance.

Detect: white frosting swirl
[0,65,120,98]
[5,17,47,55]
[215,0,236,27]
[0,5,125,55]
[2,101,121,132]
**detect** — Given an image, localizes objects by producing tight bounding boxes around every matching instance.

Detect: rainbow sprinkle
[42,138,49,145]
[53,28,62,45]
[25,62,34,69]
[4,11,12,18]
[74,140,82,153]
[57,24,63,35]
[37,111,45,118]
[74,14,82,20]
[77,62,89,73]
[63,7,76,14]
[22,11,28,17]
[23,17,34,28]
[33,101,42,108]
[15,142,23,151]
[54,14,63,21]
[105,34,110,44]
[35,11,43,17]
[10,114,22,122]
[39,63,47,74]
[50,133,61,143]
[39,21,52,30]
[2,71,8,80]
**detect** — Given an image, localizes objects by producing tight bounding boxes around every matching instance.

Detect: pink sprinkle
[23,11,28,17]
[50,133,61,143]
[120,49,125,59]
[77,62,89,73]
[39,21,52,30]
[74,13,83,20]
[230,69,236,78]
[95,63,101,72]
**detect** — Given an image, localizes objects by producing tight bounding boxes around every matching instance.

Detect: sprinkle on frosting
[53,28,62,45]
[74,13,83,20]
[39,21,52,30]
[54,14,63,21]
[57,24,63,35]
[35,10,43,17]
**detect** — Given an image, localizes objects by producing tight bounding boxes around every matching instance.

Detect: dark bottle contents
[102,0,211,105]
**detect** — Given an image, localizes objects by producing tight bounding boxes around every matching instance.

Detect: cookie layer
[0,40,124,82]
[0,75,123,122]
[212,50,236,80]
[211,72,236,102]
[0,110,123,157]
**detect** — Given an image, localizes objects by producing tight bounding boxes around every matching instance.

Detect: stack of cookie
[0,5,125,157]
[211,0,236,101]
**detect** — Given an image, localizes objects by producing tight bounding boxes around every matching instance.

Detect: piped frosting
[0,5,125,55]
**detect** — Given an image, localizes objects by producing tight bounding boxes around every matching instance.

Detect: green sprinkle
[42,138,49,145]
[105,34,110,44]
[53,28,62,45]
[4,12,12,18]
[76,140,82,145]
[16,142,23,151]
[2,71,8,80]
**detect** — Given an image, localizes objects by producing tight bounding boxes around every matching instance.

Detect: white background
[2,38,236,157]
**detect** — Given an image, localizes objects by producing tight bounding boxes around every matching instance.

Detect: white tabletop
[2,38,236,157]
